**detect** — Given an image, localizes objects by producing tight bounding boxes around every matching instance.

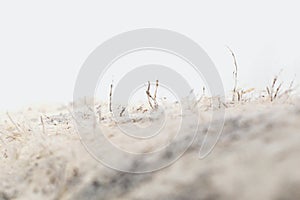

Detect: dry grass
[0,60,299,200]
[1,97,300,200]
[226,46,239,102]
[146,80,159,109]
[265,72,296,102]
[226,47,298,103]
[109,81,113,112]
[227,47,255,103]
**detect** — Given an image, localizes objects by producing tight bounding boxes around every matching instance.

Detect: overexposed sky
[0,0,299,111]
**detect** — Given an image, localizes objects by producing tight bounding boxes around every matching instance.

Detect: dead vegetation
[227,46,256,103]
[109,81,113,112]
[227,46,239,102]
[265,72,295,102]
[99,54,296,117]
[226,47,297,103]
[146,80,159,109]
[0,49,298,200]
[266,73,283,102]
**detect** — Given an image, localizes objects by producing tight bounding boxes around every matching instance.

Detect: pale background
[0,0,299,111]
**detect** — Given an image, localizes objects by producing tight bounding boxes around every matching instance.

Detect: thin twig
[274,82,283,100]
[153,80,159,108]
[6,112,22,132]
[154,80,159,99]
[270,76,278,101]
[266,87,271,96]
[146,80,159,109]
[194,87,206,107]
[109,81,113,112]
[40,116,45,134]
[226,46,238,102]
[146,81,154,109]
[0,130,6,145]
[289,77,295,90]
[120,107,126,117]
[96,105,102,122]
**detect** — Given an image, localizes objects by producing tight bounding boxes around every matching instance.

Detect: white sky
[0,0,299,111]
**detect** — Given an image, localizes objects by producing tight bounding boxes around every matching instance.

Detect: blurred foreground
[1,99,300,200]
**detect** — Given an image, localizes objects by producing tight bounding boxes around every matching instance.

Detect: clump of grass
[266,73,282,102]
[278,77,296,99]
[265,72,295,102]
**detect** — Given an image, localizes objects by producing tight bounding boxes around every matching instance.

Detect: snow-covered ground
[1,98,300,200]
